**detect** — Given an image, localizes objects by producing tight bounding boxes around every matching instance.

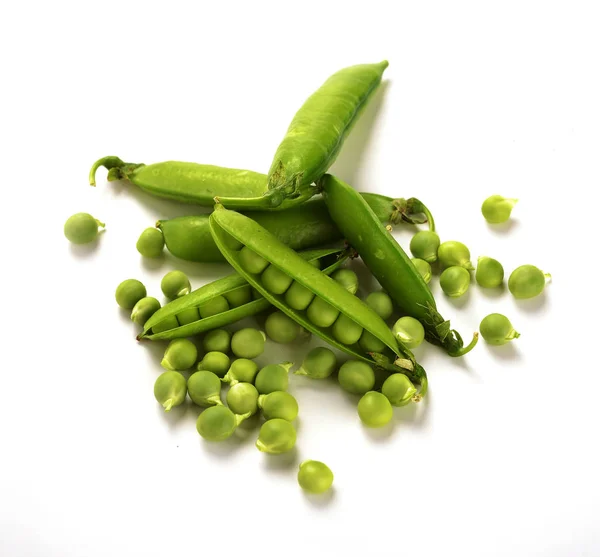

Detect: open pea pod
[139,248,349,341]
[209,206,427,392]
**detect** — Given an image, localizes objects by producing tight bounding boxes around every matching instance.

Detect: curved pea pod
[267,61,389,198]
[139,247,349,341]
[209,206,427,393]
[320,174,478,357]
[157,193,431,263]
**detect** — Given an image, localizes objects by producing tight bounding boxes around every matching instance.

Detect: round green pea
[256,418,297,454]
[284,282,315,310]
[411,258,432,284]
[161,271,191,299]
[358,391,393,427]
[176,307,199,326]
[231,328,266,359]
[479,313,520,345]
[365,291,393,320]
[261,265,293,294]
[188,370,223,407]
[64,212,105,244]
[438,241,474,270]
[475,256,504,288]
[226,382,259,415]
[202,329,231,354]
[332,314,363,345]
[409,230,440,262]
[151,315,179,334]
[308,258,322,269]
[130,297,161,326]
[198,296,229,318]
[332,269,359,294]
[295,347,337,379]
[508,265,550,299]
[298,460,334,494]
[161,338,198,371]
[265,311,300,344]
[358,330,387,353]
[392,316,425,349]
[136,227,164,258]
[481,195,518,223]
[222,358,259,385]
[154,371,187,412]
[440,266,471,297]
[381,373,417,406]
[239,246,269,274]
[224,285,252,308]
[197,351,231,378]
[338,361,375,395]
[196,405,247,442]
[306,297,340,328]
[115,279,147,309]
[255,363,292,394]
[258,391,299,421]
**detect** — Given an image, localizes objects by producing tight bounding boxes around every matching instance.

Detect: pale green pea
[481,195,518,223]
[152,315,179,334]
[188,370,223,407]
[331,314,363,345]
[392,316,425,349]
[508,265,550,299]
[381,373,417,406]
[256,418,297,454]
[115,279,147,309]
[308,259,321,269]
[196,405,249,442]
[306,297,339,328]
[338,361,375,395]
[226,382,259,415]
[136,227,164,258]
[479,313,520,345]
[258,391,299,421]
[411,258,432,284]
[476,256,504,288]
[224,285,252,308]
[64,212,105,244]
[298,460,334,494]
[161,271,191,299]
[295,347,337,379]
[255,363,293,394]
[284,281,315,310]
[410,230,440,262]
[265,311,301,344]
[365,291,393,320]
[438,241,474,270]
[197,351,231,378]
[154,371,187,412]
[222,358,259,385]
[332,269,359,294]
[261,265,293,294]
[358,330,387,353]
[198,296,229,318]
[176,307,200,326]
[358,391,393,427]
[130,297,161,326]
[440,266,471,297]
[239,246,269,274]
[231,328,266,359]
[161,338,198,371]
[202,329,231,354]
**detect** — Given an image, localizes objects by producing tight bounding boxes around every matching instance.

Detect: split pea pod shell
[320,174,478,357]
[140,248,349,341]
[267,61,389,195]
[209,206,426,387]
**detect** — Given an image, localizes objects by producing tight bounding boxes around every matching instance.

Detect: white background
[1,1,599,556]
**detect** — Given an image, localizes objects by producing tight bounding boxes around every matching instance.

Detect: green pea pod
[320,174,478,357]
[157,193,431,263]
[268,61,389,197]
[139,248,349,341]
[209,206,427,393]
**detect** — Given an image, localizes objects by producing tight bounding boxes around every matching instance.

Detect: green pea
[256,418,297,454]
[188,370,223,407]
[297,460,334,494]
[198,295,229,318]
[154,371,187,412]
[440,266,471,297]
[115,279,147,309]
[381,373,417,406]
[261,265,293,294]
[365,291,393,320]
[258,391,299,421]
[331,314,363,345]
[392,316,425,349]
[231,328,266,359]
[197,351,231,378]
[265,311,301,344]
[130,297,161,327]
[176,307,200,326]
[136,227,164,258]
[437,241,474,270]
[161,270,191,299]
[338,361,375,395]
[508,265,550,299]
[284,281,315,310]
[251,288,264,301]
[255,363,292,394]
[308,258,322,269]
[479,313,520,345]
[222,358,259,385]
[306,297,340,328]
[295,347,337,379]
[64,212,105,244]
[357,391,393,427]
[476,256,504,288]
[196,405,248,442]
[226,382,259,415]
[161,338,198,371]
[332,269,359,294]
[409,230,440,262]
[152,315,179,334]
[358,330,387,353]
[411,258,432,284]
[481,195,518,223]
[239,246,269,274]
[202,329,231,354]
[224,285,252,308]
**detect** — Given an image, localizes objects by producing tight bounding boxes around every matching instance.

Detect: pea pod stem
[447,332,479,357]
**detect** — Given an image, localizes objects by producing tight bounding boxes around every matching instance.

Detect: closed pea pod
[508,265,551,299]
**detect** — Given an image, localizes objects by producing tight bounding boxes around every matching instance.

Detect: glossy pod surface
[139,248,349,341]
